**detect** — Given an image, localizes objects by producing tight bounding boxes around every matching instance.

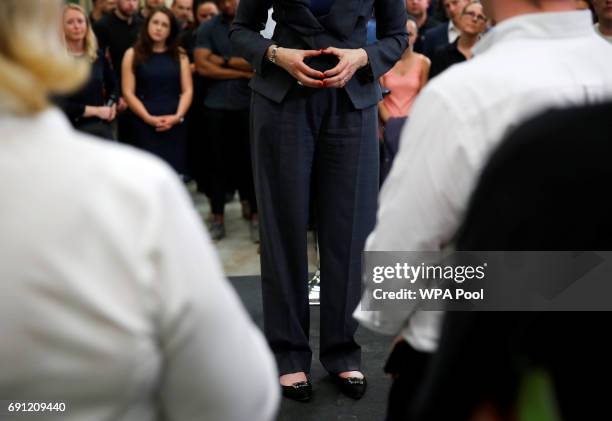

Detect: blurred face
[147,0,166,8]
[63,8,87,44]
[197,2,219,23]
[444,0,470,21]
[103,0,117,13]
[406,0,429,17]
[407,20,419,48]
[593,0,612,21]
[459,3,487,36]
[117,0,139,16]
[219,0,239,17]
[574,0,590,9]
[148,11,171,44]
[172,0,193,23]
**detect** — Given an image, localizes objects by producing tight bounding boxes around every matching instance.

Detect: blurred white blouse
[0,109,279,421]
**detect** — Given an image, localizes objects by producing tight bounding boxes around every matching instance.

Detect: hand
[321,47,369,88]
[272,47,326,88]
[96,106,113,121]
[155,114,181,132]
[117,97,128,112]
[145,115,165,129]
[108,104,117,122]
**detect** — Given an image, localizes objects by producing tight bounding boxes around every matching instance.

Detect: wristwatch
[268,45,279,64]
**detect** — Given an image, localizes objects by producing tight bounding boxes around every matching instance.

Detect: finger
[296,61,325,79]
[321,47,341,57]
[324,70,353,87]
[323,60,349,78]
[302,49,323,58]
[294,71,325,88]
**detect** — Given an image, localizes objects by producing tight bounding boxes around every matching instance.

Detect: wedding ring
[297,80,304,86]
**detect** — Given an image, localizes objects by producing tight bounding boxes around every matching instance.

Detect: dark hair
[133,7,181,70]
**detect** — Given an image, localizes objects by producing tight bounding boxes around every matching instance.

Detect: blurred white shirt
[355,10,612,352]
[0,109,279,420]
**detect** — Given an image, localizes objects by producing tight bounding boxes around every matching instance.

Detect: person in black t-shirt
[94,0,143,143]
[172,0,194,31]
[58,4,118,140]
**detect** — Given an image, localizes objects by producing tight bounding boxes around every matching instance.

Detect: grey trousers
[250,85,379,375]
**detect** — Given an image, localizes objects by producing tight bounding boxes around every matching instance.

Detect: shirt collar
[474,10,594,55]
[448,20,460,42]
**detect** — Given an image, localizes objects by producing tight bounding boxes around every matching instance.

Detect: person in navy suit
[421,0,469,57]
[230,0,408,401]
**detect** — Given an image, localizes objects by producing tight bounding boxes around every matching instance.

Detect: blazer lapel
[276,0,325,36]
[317,0,363,40]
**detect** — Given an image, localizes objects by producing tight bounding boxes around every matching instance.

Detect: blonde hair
[0,0,89,114]
[63,4,99,63]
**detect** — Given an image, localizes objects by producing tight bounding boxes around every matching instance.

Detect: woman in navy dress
[122,6,193,174]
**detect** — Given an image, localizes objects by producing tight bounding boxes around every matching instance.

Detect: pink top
[381,59,424,118]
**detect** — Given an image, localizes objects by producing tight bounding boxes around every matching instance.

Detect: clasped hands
[272,46,368,89]
[146,114,182,132]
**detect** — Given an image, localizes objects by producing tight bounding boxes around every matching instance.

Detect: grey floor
[230,276,394,421]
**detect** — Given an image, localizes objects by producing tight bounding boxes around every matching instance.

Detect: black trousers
[384,341,432,421]
[203,107,257,215]
[251,86,379,375]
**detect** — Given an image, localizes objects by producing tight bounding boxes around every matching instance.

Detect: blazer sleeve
[361,0,409,81]
[229,0,275,76]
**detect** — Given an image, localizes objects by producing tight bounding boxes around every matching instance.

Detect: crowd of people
[54,0,612,243]
[2,0,612,420]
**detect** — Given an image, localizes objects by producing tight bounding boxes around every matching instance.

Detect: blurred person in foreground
[0,1,279,420]
[412,101,612,421]
[57,4,118,140]
[429,0,488,79]
[352,0,612,418]
[593,0,612,42]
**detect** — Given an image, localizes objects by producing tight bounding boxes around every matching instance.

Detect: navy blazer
[229,0,408,110]
[422,22,450,58]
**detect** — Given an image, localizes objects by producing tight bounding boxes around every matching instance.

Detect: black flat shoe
[281,380,312,402]
[333,375,367,400]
